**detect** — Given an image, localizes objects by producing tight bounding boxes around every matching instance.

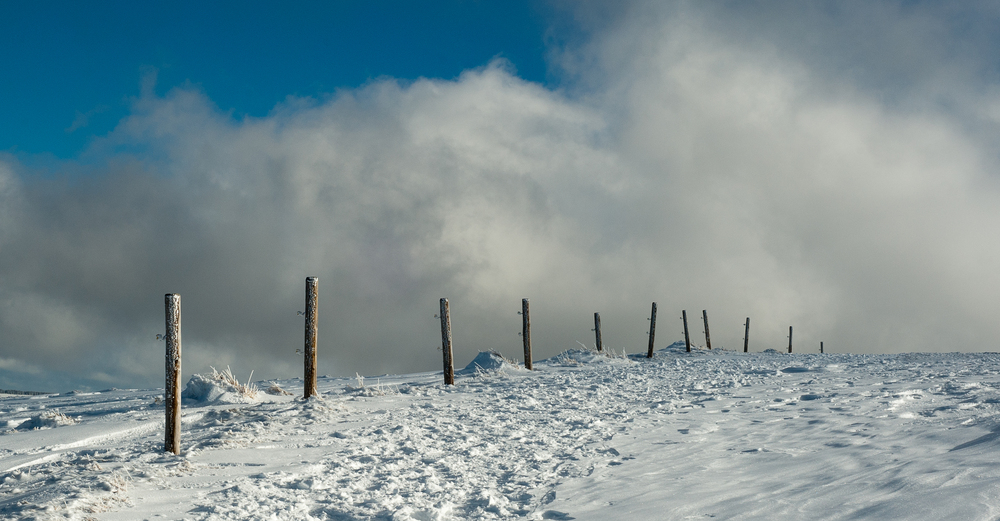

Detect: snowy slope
[3,344,1000,520]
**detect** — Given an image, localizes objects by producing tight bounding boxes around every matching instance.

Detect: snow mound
[658,340,692,353]
[182,372,259,405]
[459,351,522,374]
[11,410,79,431]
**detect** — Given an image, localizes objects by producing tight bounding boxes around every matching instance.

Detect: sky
[4,1,1000,392]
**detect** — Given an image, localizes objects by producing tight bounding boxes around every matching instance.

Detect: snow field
[3,346,1000,519]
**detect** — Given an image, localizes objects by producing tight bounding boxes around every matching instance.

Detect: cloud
[1,62,621,390]
[65,105,109,133]
[0,357,43,375]
[575,0,1000,351]
[4,3,1000,391]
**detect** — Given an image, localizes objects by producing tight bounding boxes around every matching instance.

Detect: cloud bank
[4,2,1000,391]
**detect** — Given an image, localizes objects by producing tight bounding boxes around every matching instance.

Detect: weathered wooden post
[440,298,454,385]
[646,302,657,358]
[788,326,793,354]
[702,310,712,350]
[303,277,319,399]
[594,312,603,352]
[522,298,532,370]
[743,317,750,353]
[820,341,824,354]
[682,310,691,352]
[164,294,181,455]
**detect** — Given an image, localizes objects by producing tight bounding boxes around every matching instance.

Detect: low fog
[4,2,1000,391]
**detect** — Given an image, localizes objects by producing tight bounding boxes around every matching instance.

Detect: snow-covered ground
[4,343,1000,520]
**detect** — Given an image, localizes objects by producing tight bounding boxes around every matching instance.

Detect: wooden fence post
[440,298,454,385]
[820,341,824,354]
[702,310,712,350]
[788,326,793,354]
[522,298,532,370]
[594,312,603,352]
[303,277,319,399]
[743,317,750,353]
[646,302,657,358]
[164,294,181,455]
[682,310,691,352]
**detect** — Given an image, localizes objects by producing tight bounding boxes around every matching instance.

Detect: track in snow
[4,346,1000,520]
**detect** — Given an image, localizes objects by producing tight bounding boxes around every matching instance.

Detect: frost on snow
[182,366,260,404]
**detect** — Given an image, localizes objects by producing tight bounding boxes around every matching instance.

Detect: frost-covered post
[743,317,750,353]
[594,312,603,352]
[682,310,691,352]
[788,326,793,354]
[702,310,712,350]
[522,298,532,370]
[440,298,455,385]
[164,294,181,455]
[303,277,319,399]
[646,302,657,358]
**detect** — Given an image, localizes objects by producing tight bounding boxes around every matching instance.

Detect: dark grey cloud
[4,2,1000,392]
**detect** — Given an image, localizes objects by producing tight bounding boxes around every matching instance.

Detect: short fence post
[820,341,824,354]
[682,310,691,352]
[646,302,657,358]
[164,294,181,455]
[522,298,532,370]
[440,298,454,385]
[702,310,712,350]
[594,312,603,352]
[743,317,750,353]
[303,277,319,399]
[788,326,793,354]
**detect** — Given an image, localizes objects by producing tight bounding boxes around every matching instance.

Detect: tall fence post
[682,310,691,352]
[164,294,181,455]
[522,298,532,370]
[788,326,793,354]
[647,302,657,358]
[743,317,750,353]
[440,298,454,385]
[594,312,603,352]
[820,341,824,354]
[702,310,712,350]
[303,277,319,399]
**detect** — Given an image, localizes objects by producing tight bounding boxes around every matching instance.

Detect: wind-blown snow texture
[4,345,1000,520]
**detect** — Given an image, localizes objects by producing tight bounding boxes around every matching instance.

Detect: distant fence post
[702,310,712,350]
[788,326,793,354]
[303,277,319,399]
[647,302,657,358]
[522,298,532,370]
[594,312,603,352]
[820,341,824,354]
[743,317,750,353]
[440,298,454,385]
[682,310,691,352]
[164,294,181,455]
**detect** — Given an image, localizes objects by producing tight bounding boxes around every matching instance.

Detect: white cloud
[4,4,1000,390]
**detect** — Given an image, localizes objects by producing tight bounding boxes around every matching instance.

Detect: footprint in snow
[678,423,718,435]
